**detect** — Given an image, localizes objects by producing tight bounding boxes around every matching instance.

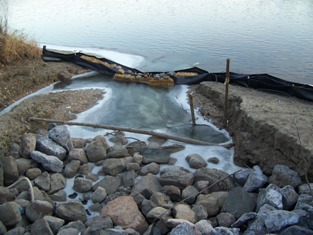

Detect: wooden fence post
[188,92,196,125]
[224,58,230,128]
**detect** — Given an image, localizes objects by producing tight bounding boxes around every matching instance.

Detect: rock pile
[0,125,313,235]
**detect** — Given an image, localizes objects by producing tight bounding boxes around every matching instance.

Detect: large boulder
[185,154,207,169]
[36,135,67,160]
[48,125,74,152]
[243,165,268,192]
[85,135,109,162]
[222,187,256,218]
[93,175,121,195]
[193,168,235,192]
[20,133,36,158]
[73,177,93,193]
[102,158,125,176]
[101,196,148,233]
[55,201,87,223]
[159,169,194,190]
[25,200,54,222]
[131,173,162,196]
[30,151,63,173]
[1,156,19,185]
[0,202,22,227]
[269,164,302,188]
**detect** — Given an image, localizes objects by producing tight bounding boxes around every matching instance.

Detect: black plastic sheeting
[42,46,313,101]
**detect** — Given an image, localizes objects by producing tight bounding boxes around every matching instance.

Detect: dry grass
[0,31,40,65]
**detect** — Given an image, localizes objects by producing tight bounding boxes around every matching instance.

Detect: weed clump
[0,10,40,65]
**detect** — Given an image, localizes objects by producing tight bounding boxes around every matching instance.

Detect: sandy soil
[0,58,103,155]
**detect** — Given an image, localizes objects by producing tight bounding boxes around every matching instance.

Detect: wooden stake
[28,117,231,147]
[188,92,196,126]
[224,58,230,128]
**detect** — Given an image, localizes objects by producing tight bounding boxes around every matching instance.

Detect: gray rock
[71,137,87,148]
[121,170,137,188]
[166,218,195,229]
[256,186,283,211]
[1,156,19,185]
[170,222,196,235]
[102,158,125,176]
[298,183,313,195]
[67,148,88,164]
[57,228,79,235]
[243,204,277,234]
[58,220,85,233]
[194,168,235,192]
[195,194,220,217]
[185,154,207,169]
[264,209,301,232]
[182,185,199,204]
[0,220,6,234]
[243,165,268,192]
[146,207,170,222]
[231,212,257,228]
[63,160,80,178]
[161,185,181,202]
[25,200,54,222]
[85,216,113,233]
[195,220,214,234]
[55,201,87,223]
[85,135,109,162]
[295,194,313,213]
[0,185,12,203]
[269,164,302,188]
[140,162,160,175]
[222,187,256,218]
[141,199,157,217]
[31,218,53,235]
[93,175,121,195]
[207,157,220,164]
[50,190,67,202]
[48,125,73,152]
[212,227,240,235]
[20,133,36,158]
[34,171,51,191]
[193,180,210,194]
[4,226,25,235]
[281,225,313,235]
[126,141,147,155]
[78,163,94,175]
[131,173,162,196]
[30,151,63,173]
[73,177,93,193]
[150,192,171,207]
[0,202,22,227]
[49,173,66,194]
[100,228,128,235]
[233,168,251,186]
[141,147,171,164]
[217,212,236,227]
[36,135,67,160]
[279,185,299,210]
[92,186,107,203]
[44,215,65,234]
[173,204,197,223]
[101,196,148,234]
[26,167,42,180]
[159,169,194,190]
[16,158,38,175]
[192,204,208,221]
[107,145,129,158]
[126,162,141,172]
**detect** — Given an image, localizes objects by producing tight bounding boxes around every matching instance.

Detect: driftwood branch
[29,117,232,147]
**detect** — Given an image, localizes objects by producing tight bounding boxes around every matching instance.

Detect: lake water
[6,0,313,84]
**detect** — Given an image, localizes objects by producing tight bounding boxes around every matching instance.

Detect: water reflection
[7,0,313,84]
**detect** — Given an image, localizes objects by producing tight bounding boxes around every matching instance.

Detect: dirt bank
[191,82,313,180]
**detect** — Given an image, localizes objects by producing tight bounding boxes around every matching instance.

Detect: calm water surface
[6,0,313,84]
